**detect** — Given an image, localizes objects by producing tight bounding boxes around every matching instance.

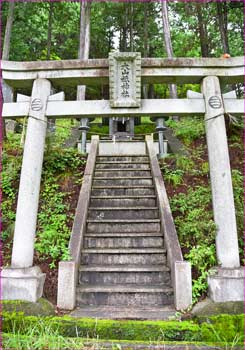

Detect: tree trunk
[2,1,15,60]
[195,2,209,57]
[216,2,229,54]
[77,1,91,152]
[121,4,128,51]
[162,0,178,120]
[2,1,15,140]
[77,1,91,100]
[129,3,134,52]
[143,3,149,99]
[47,2,54,60]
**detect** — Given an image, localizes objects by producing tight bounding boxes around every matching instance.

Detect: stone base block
[208,267,244,302]
[1,266,46,303]
[57,261,77,310]
[174,261,192,310]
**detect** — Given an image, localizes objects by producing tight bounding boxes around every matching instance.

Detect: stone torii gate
[2,54,244,303]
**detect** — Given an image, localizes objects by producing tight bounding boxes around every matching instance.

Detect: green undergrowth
[2,130,87,268]
[162,116,244,303]
[3,312,244,347]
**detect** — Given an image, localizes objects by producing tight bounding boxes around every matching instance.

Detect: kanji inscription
[109,52,141,108]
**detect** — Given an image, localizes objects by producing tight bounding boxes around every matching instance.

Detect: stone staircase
[72,154,176,319]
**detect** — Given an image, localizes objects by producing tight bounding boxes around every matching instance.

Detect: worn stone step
[91,186,155,196]
[96,162,150,170]
[81,248,166,265]
[85,232,163,237]
[97,156,149,162]
[93,177,153,186]
[86,219,161,233]
[90,196,156,208]
[94,170,152,177]
[88,207,159,220]
[70,305,176,320]
[76,284,174,307]
[79,265,170,285]
[84,235,163,248]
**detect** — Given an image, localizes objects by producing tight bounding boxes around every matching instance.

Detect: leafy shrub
[166,117,205,145]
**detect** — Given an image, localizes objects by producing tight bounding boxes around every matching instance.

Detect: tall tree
[161,1,178,118]
[2,1,15,140]
[77,1,91,152]
[46,2,54,60]
[216,2,229,54]
[2,1,14,60]
[195,2,209,57]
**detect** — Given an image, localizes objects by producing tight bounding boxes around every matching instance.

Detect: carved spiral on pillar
[31,98,43,111]
[208,96,222,109]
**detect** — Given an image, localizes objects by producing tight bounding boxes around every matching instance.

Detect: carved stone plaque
[109,52,141,108]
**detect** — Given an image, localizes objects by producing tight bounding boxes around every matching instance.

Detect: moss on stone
[192,298,244,317]
[1,298,55,316]
[2,311,244,344]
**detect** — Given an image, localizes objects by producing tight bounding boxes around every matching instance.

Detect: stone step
[96,162,150,169]
[84,235,163,248]
[79,265,170,285]
[85,232,163,237]
[97,156,149,162]
[89,196,156,208]
[93,177,153,186]
[81,248,166,265]
[76,284,174,307]
[86,219,161,233]
[91,186,155,196]
[70,305,176,320]
[87,207,159,220]
[94,170,152,177]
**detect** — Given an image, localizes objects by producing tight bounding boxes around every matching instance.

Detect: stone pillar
[79,118,89,154]
[11,79,51,268]
[2,79,50,302]
[202,76,243,302]
[129,117,134,137]
[156,118,166,159]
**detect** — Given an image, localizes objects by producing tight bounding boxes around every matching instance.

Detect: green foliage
[166,117,205,145]
[2,141,23,243]
[232,169,244,262]
[3,312,244,345]
[35,148,86,268]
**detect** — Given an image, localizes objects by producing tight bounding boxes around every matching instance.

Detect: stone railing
[57,135,99,310]
[146,135,192,310]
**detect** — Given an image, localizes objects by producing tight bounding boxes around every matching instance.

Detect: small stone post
[156,118,166,158]
[2,79,51,302]
[202,76,244,302]
[79,118,89,154]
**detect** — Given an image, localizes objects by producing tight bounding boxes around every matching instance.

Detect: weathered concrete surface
[192,297,244,316]
[57,261,77,310]
[70,305,176,320]
[2,56,244,88]
[84,140,163,156]
[11,79,51,268]
[146,135,192,310]
[68,135,99,264]
[4,98,243,120]
[2,266,46,303]
[208,267,244,302]
[202,76,240,269]
[57,136,99,310]
[174,261,192,310]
